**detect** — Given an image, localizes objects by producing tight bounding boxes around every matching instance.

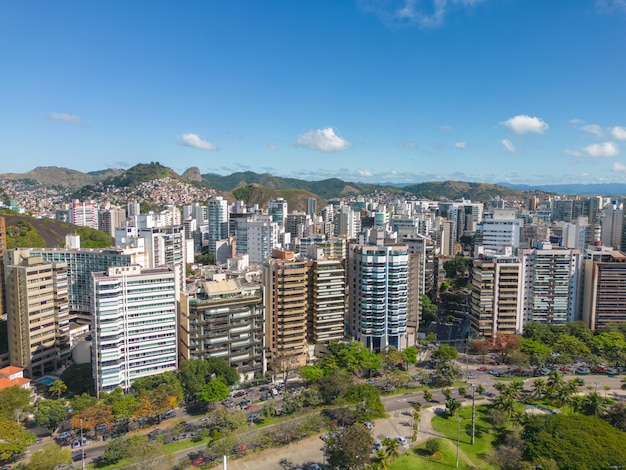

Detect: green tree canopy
[34,399,68,433]
[329,341,382,374]
[324,424,374,470]
[345,384,385,421]
[26,443,72,470]
[432,344,459,363]
[74,226,113,248]
[0,417,36,460]
[522,414,626,469]
[0,385,31,421]
[199,378,230,405]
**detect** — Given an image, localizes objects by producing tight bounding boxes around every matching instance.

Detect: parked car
[477,366,487,372]
[56,431,71,440]
[395,436,407,445]
[607,368,619,376]
[310,464,322,470]
[162,409,176,419]
[363,421,374,430]
[576,367,591,375]
[373,441,382,451]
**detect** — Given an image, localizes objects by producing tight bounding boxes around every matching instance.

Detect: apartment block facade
[5,250,70,378]
[91,266,177,395]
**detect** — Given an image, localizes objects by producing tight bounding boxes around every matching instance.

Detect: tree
[445,399,461,416]
[0,417,36,460]
[491,333,520,363]
[403,346,418,366]
[386,370,410,389]
[323,424,374,470]
[457,386,467,397]
[199,378,230,406]
[102,387,137,420]
[424,438,441,455]
[433,361,461,386]
[507,350,530,369]
[48,380,67,398]
[423,390,433,402]
[345,384,385,420]
[420,295,438,325]
[532,379,547,400]
[300,365,325,384]
[476,384,486,396]
[432,344,459,363]
[0,385,31,420]
[572,392,610,417]
[604,402,626,431]
[70,393,98,414]
[332,341,382,375]
[34,400,68,433]
[26,444,72,470]
[519,338,552,367]
[381,346,404,372]
[523,414,626,469]
[382,437,401,461]
[316,369,353,404]
[126,435,172,470]
[554,334,590,360]
[102,437,130,466]
[442,388,452,400]
[469,338,491,363]
[70,402,114,431]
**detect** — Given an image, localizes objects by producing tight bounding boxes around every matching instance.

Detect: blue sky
[1,1,626,185]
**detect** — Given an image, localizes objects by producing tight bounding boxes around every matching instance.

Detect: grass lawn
[430,405,499,470]
[390,438,474,470]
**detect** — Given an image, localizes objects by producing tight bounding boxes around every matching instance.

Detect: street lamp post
[455,416,462,468]
[79,418,86,470]
[471,383,477,445]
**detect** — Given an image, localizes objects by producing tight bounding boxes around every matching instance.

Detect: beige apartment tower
[5,250,70,378]
[263,250,308,370]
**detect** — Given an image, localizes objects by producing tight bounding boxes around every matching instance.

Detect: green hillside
[0,166,121,190]
[230,184,325,212]
[403,180,532,201]
[201,171,399,199]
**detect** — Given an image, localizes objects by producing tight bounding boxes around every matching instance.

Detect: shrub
[425,438,441,455]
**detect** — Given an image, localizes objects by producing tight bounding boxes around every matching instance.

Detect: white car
[395,436,407,445]
[363,421,374,430]
[56,431,71,440]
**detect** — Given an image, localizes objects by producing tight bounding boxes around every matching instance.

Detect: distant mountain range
[1,164,562,211]
[498,182,626,196]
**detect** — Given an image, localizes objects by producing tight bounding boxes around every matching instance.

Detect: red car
[191,458,204,467]
[477,366,488,372]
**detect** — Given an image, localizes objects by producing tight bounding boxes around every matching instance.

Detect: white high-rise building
[91,266,177,396]
[268,198,288,229]
[69,200,99,229]
[207,196,229,253]
[521,243,581,326]
[348,243,409,352]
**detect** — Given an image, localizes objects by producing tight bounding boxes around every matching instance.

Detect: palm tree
[547,371,564,390]
[574,392,609,417]
[532,379,546,400]
[373,449,391,469]
[383,438,401,461]
[494,394,516,417]
[48,379,67,398]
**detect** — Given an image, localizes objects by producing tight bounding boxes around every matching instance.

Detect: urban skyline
[2,1,626,185]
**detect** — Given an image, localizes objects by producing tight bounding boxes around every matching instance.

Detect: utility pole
[79,418,85,470]
[455,416,462,468]
[471,383,477,445]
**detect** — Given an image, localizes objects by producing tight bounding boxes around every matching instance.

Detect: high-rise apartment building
[68,200,99,229]
[0,216,6,316]
[347,243,409,352]
[268,198,288,229]
[91,266,177,396]
[98,207,126,237]
[263,250,308,369]
[306,253,346,344]
[582,249,626,330]
[475,210,520,255]
[470,255,523,337]
[207,196,229,254]
[179,274,264,379]
[601,201,623,250]
[521,243,581,326]
[5,250,70,377]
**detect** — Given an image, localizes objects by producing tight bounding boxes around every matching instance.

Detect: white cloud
[181,133,217,151]
[596,0,626,12]
[502,115,549,134]
[582,124,603,138]
[49,112,82,124]
[583,141,619,158]
[403,141,417,148]
[295,128,351,152]
[612,161,626,173]
[501,139,516,153]
[455,141,467,149]
[440,125,454,132]
[611,126,626,140]
[356,169,373,177]
[358,0,483,29]
[569,118,583,125]
[564,148,582,157]
[266,144,277,151]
